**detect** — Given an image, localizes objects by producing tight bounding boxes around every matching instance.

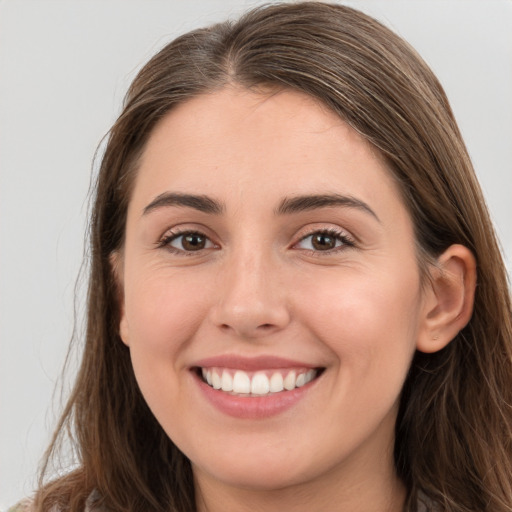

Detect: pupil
[183,234,205,250]
[312,234,334,250]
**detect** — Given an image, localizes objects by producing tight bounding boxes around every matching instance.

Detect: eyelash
[157,227,355,255]
[157,229,216,256]
[294,228,355,254]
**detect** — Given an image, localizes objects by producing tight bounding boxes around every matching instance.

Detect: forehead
[142,87,379,167]
[131,86,406,222]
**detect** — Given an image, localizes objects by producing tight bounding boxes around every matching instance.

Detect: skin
[115,87,476,511]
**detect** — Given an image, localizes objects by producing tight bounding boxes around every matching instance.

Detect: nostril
[220,322,274,330]
[211,301,291,338]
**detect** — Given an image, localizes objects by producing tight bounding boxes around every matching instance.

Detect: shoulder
[6,491,105,512]
[417,491,441,512]
[6,500,34,512]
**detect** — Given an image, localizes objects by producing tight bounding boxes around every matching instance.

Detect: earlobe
[416,244,477,354]
[119,314,130,347]
[109,251,130,347]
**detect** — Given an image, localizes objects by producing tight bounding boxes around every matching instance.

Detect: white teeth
[305,369,316,384]
[211,371,222,390]
[221,370,233,392]
[232,370,251,394]
[269,372,284,392]
[283,370,296,391]
[202,367,319,395]
[251,372,270,395]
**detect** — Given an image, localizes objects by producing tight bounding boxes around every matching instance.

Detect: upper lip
[192,355,319,371]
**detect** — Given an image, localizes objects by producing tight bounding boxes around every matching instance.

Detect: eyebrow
[276,193,380,222]
[142,191,379,222]
[143,192,224,216]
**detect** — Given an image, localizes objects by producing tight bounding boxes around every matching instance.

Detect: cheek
[121,268,212,431]
[298,266,422,383]
[123,266,209,364]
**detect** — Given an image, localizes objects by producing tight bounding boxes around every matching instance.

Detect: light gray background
[1,0,511,507]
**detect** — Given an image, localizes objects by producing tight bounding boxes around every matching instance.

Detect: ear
[416,244,477,353]
[109,251,130,347]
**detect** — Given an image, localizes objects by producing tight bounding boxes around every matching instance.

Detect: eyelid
[155,223,356,255]
[292,225,356,252]
[157,223,215,243]
[157,226,219,254]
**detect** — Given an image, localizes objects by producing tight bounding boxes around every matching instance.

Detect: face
[117,87,428,497]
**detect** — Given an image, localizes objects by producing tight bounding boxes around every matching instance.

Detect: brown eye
[181,233,206,251]
[311,233,337,250]
[165,231,215,252]
[295,229,353,252]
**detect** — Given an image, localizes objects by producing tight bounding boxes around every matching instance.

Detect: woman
[16,2,512,511]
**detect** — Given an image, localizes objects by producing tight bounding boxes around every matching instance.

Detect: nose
[209,249,291,339]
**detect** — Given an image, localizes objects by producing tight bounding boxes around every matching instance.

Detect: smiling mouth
[196,367,323,396]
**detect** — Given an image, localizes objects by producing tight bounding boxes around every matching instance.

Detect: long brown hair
[36,3,512,511]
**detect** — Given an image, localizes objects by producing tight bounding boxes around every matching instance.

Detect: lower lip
[193,371,319,419]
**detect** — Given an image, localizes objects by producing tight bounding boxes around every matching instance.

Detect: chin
[193,458,315,492]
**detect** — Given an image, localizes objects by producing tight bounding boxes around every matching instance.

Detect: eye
[160,230,216,253]
[295,229,354,252]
